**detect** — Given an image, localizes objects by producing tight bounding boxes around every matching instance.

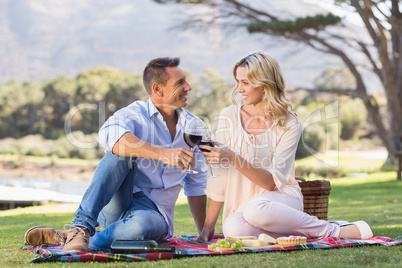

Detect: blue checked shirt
[98,98,207,238]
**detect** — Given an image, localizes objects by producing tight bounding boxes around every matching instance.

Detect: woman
[198,51,373,242]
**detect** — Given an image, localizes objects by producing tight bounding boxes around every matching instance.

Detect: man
[24,57,208,252]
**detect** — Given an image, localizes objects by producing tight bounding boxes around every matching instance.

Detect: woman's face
[235,66,264,106]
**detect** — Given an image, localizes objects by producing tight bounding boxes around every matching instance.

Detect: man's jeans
[72,152,168,249]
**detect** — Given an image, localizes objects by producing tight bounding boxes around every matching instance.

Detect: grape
[209,238,243,251]
[217,239,226,246]
[208,244,217,250]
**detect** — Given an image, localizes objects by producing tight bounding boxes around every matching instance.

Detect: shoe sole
[24,225,48,244]
[336,220,374,239]
[353,220,373,239]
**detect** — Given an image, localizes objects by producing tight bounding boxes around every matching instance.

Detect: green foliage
[0,138,20,155]
[295,147,387,179]
[186,67,232,126]
[0,65,376,161]
[75,67,122,103]
[381,154,399,172]
[314,67,356,90]
[295,92,340,160]
[248,13,341,34]
[294,67,366,143]
[0,67,147,139]
[293,65,369,159]
[66,131,105,160]
[339,99,367,140]
[104,74,147,119]
[42,76,76,138]
[0,133,105,160]
[296,123,326,159]
[50,137,72,158]
[72,67,147,134]
[0,80,46,138]
[296,165,346,178]
[0,66,231,159]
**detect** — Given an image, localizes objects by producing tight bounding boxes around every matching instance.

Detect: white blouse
[206,105,303,221]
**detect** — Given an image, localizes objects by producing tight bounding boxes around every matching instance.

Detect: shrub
[50,139,71,158]
[70,147,100,160]
[25,147,47,157]
[296,124,326,159]
[295,165,346,179]
[0,138,20,155]
[340,99,366,140]
[50,131,105,159]
[18,135,53,156]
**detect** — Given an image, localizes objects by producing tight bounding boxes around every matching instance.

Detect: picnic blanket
[23,235,402,263]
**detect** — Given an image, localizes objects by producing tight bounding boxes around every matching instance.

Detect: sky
[0,0,382,92]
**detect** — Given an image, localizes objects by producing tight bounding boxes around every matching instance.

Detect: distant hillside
[0,0,378,91]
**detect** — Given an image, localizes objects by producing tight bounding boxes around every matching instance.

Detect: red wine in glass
[199,140,215,152]
[184,133,203,148]
[183,133,202,174]
[199,139,217,178]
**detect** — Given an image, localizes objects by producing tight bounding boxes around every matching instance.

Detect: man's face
[160,67,192,108]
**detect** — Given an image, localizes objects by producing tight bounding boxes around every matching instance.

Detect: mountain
[0,0,378,91]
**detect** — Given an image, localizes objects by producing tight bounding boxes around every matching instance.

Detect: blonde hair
[231,51,295,129]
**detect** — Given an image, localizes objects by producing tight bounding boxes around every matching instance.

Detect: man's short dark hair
[143,57,180,95]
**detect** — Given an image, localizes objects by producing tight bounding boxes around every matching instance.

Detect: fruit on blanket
[217,239,226,247]
[208,238,243,250]
[225,234,276,247]
[208,234,279,249]
[208,243,217,250]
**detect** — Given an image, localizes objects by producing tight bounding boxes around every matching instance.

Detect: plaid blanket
[24,235,402,263]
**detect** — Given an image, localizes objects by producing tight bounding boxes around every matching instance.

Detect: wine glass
[182,119,203,174]
[199,124,217,178]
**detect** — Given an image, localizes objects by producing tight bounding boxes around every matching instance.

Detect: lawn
[0,172,401,267]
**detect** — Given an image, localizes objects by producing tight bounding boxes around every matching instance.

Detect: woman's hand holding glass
[199,142,235,166]
[199,127,235,171]
[198,124,218,178]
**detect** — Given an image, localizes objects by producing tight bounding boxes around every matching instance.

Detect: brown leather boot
[62,226,90,252]
[24,226,68,247]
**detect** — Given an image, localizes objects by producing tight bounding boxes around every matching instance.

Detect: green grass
[1,172,401,267]
[297,150,387,171]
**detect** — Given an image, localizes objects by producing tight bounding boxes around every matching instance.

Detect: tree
[104,74,148,119]
[155,0,401,179]
[42,76,77,138]
[0,80,46,138]
[74,67,130,134]
[186,67,232,124]
[313,67,367,141]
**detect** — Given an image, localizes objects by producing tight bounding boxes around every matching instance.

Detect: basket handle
[295,176,306,182]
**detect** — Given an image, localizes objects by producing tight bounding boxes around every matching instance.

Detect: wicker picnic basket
[296,176,331,220]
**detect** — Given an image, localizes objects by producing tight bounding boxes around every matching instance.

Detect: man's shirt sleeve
[97,107,143,152]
